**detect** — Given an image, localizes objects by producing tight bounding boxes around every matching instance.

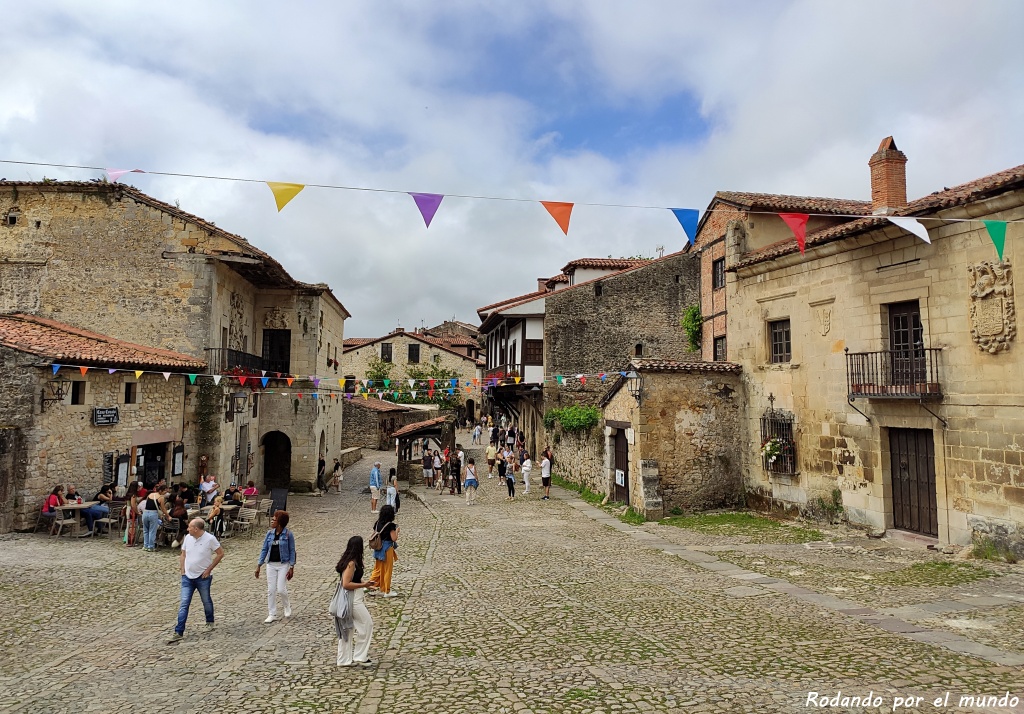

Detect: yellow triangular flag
[266,182,306,212]
[339,378,346,389]
[135,370,144,379]
[514,376,522,384]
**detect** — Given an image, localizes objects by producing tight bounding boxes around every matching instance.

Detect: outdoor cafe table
[57,501,99,537]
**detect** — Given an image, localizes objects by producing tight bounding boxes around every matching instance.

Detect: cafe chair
[231,508,257,538]
[157,518,180,548]
[51,507,77,538]
[93,503,125,540]
[34,505,57,534]
[255,499,274,529]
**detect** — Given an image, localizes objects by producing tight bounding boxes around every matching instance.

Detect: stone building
[689,190,871,362]
[599,359,745,519]
[726,138,1024,552]
[0,313,205,531]
[341,328,483,421]
[341,398,438,451]
[0,181,349,501]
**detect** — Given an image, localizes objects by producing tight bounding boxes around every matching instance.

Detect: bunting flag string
[887,216,931,245]
[541,201,574,235]
[671,208,699,246]
[983,220,1007,260]
[106,168,145,182]
[409,193,444,228]
[266,182,306,212]
[779,213,810,254]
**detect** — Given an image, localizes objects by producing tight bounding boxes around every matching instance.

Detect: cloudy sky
[3,1,1022,336]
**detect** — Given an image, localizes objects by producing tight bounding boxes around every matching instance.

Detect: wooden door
[889,428,938,536]
[613,430,629,503]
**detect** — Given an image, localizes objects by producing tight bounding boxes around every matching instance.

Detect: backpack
[368,521,391,550]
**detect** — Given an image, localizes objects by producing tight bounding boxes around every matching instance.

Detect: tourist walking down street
[168,518,224,643]
[432,451,443,491]
[334,536,377,667]
[330,458,343,493]
[463,457,479,505]
[369,461,383,513]
[499,454,515,500]
[422,449,434,487]
[541,451,552,500]
[369,505,399,598]
[472,423,482,445]
[520,452,532,495]
[255,510,296,623]
[317,454,328,495]
[485,443,497,477]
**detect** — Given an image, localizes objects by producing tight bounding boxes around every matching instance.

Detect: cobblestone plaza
[3,447,1022,714]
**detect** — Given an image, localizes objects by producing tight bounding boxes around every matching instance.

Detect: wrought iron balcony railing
[845,348,942,400]
[205,348,290,376]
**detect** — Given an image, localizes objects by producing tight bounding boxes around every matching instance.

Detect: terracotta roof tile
[631,358,742,374]
[732,162,1024,269]
[561,258,652,272]
[545,274,570,284]
[476,289,548,316]
[0,313,206,370]
[714,191,872,215]
[392,415,450,438]
[341,332,481,364]
[346,399,410,413]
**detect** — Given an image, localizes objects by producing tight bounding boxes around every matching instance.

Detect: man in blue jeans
[168,518,224,644]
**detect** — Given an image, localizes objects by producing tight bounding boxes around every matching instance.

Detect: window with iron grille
[769,319,791,363]
[713,336,727,361]
[381,342,392,363]
[760,405,796,475]
[712,258,725,289]
[408,343,420,363]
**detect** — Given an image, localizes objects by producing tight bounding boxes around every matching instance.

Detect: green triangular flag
[188,374,197,384]
[983,220,1007,261]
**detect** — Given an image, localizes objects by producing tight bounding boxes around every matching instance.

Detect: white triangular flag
[411,390,417,399]
[887,217,931,244]
[162,372,171,381]
[408,379,415,388]
[213,375,222,385]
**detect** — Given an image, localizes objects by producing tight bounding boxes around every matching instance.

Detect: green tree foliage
[681,304,703,351]
[543,405,601,432]
[365,354,394,384]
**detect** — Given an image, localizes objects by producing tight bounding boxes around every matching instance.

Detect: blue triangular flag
[52,364,61,374]
[671,208,699,246]
[261,377,269,388]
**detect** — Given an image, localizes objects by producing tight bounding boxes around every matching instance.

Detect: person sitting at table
[177,482,196,506]
[199,474,219,506]
[207,496,227,537]
[42,485,67,535]
[169,496,190,548]
[242,480,259,498]
[225,485,244,505]
[82,482,114,535]
[64,485,84,503]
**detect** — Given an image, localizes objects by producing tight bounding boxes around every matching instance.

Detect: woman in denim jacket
[255,511,296,622]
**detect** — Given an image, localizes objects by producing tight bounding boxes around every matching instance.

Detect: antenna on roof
[656,245,665,258]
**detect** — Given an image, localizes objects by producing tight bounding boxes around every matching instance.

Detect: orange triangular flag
[79,366,89,376]
[541,201,574,235]
[266,182,306,212]
[286,377,294,387]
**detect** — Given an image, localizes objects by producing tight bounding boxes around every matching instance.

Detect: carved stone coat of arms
[967,260,1016,353]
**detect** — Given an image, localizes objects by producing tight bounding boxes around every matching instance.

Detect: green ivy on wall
[681,304,703,352]
[544,405,601,432]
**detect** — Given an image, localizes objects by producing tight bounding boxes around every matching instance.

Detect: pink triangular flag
[106,168,144,183]
[779,213,810,254]
[887,217,931,245]
[408,193,444,228]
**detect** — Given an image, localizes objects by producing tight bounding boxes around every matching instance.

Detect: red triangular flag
[541,201,574,235]
[779,213,809,254]
[79,366,89,376]
[238,376,247,386]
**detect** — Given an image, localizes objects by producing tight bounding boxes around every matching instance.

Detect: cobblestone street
[2,445,1022,714]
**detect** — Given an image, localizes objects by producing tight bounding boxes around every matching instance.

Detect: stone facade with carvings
[0,182,349,516]
[726,146,1024,554]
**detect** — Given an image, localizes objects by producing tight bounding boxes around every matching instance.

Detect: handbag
[328,581,345,616]
[368,521,391,550]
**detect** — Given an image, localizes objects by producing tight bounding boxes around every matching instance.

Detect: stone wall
[1,348,187,531]
[341,332,480,386]
[544,251,701,376]
[729,188,1024,545]
[693,205,744,361]
[0,427,25,533]
[548,426,605,495]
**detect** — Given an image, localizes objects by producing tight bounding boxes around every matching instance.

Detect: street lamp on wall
[231,392,249,413]
[625,370,642,406]
[41,379,72,411]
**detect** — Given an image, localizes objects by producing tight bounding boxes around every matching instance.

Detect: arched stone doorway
[465,399,475,423]
[262,431,291,489]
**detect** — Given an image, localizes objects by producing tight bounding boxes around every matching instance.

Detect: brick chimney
[869,136,907,215]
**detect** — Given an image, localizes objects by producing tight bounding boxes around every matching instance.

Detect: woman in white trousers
[255,511,296,622]
[334,535,377,667]
[520,453,532,495]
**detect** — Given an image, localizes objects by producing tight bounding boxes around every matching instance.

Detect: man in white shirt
[199,474,219,506]
[540,454,552,500]
[169,518,224,643]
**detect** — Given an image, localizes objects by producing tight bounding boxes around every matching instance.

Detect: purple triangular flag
[409,193,444,228]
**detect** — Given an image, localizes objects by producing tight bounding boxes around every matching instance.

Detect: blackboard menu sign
[92,407,120,426]
[269,487,288,518]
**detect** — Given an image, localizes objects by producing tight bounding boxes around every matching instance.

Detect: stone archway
[465,399,476,423]
[262,431,292,490]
